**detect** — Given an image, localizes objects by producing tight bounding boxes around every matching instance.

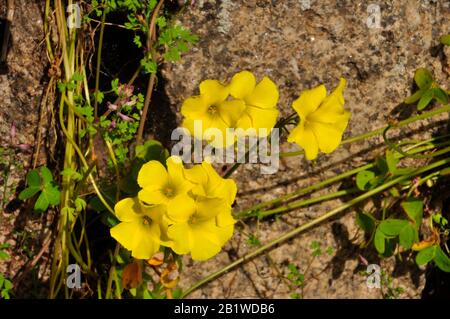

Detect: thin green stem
[94,6,107,119]
[181,156,450,298]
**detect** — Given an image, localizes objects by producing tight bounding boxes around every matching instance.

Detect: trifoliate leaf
[374,228,385,254]
[399,223,417,250]
[356,170,376,191]
[417,89,433,110]
[434,246,450,272]
[414,68,433,89]
[401,198,423,226]
[356,211,376,234]
[34,192,50,213]
[432,88,449,105]
[26,169,41,187]
[416,245,437,266]
[18,186,40,200]
[40,166,53,184]
[378,219,409,236]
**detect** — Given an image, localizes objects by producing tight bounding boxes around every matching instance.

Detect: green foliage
[440,34,450,46]
[404,68,449,110]
[287,264,305,287]
[0,244,12,299]
[416,245,450,272]
[18,166,60,213]
[246,234,261,247]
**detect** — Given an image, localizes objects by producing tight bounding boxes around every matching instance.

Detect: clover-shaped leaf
[18,166,60,213]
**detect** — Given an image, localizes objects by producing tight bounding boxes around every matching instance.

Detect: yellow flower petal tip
[288,78,351,160]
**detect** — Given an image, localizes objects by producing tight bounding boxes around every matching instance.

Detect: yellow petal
[287,122,319,160]
[138,188,168,206]
[180,96,209,119]
[199,79,229,106]
[292,84,327,120]
[190,219,233,261]
[167,193,196,223]
[218,99,246,126]
[167,222,191,255]
[228,71,256,99]
[216,209,236,227]
[131,222,161,260]
[110,221,140,251]
[114,197,142,222]
[195,197,228,220]
[308,78,348,124]
[309,121,344,154]
[237,106,279,134]
[137,160,168,190]
[245,77,279,109]
[222,179,237,205]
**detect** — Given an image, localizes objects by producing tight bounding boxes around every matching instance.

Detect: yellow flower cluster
[288,78,351,160]
[110,156,237,261]
[181,71,280,146]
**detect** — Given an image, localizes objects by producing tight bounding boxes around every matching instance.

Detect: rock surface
[160,0,450,298]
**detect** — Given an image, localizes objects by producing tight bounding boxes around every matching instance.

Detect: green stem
[237,188,359,219]
[181,156,450,298]
[94,6,107,119]
[237,137,450,217]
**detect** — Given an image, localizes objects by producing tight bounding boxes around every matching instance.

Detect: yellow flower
[184,160,236,227]
[228,71,279,136]
[110,197,164,260]
[167,202,234,261]
[287,78,351,160]
[166,161,236,261]
[137,156,195,217]
[181,79,245,146]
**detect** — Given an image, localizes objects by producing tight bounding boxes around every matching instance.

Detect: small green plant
[285,241,334,298]
[18,166,60,213]
[404,68,449,110]
[0,244,12,299]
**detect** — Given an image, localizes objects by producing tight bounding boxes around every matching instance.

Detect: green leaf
[404,88,426,104]
[356,170,376,191]
[417,89,433,110]
[414,68,433,89]
[434,246,450,272]
[40,166,53,184]
[440,34,450,46]
[374,228,385,254]
[378,219,409,236]
[399,224,417,250]
[18,186,40,200]
[432,88,449,105]
[385,150,399,175]
[356,211,376,234]
[75,198,87,212]
[34,192,50,213]
[0,250,10,260]
[416,245,437,266]
[26,169,41,187]
[401,199,423,226]
[44,186,61,206]
[135,140,168,162]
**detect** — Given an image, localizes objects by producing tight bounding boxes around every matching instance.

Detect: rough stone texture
[0,0,52,298]
[161,0,450,298]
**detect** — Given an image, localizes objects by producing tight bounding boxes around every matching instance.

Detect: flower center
[207,105,218,115]
[163,185,176,198]
[188,214,198,225]
[142,216,152,226]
